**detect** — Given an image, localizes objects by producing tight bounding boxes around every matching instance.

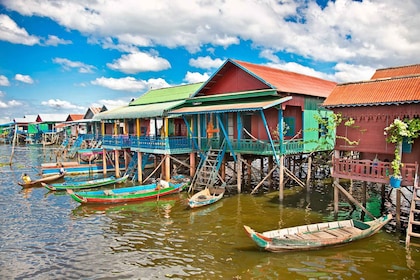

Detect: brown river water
[0,145,419,279]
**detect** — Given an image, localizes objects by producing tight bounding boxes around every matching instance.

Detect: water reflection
[1,145,420,279]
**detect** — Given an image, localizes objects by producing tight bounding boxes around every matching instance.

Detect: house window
[319,117,328,138]
[402,137,412,153]
[284,117,295,137]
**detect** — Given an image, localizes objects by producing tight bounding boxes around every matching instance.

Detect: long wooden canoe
[188,187,225,208]
[18,172,66,188]
[42,175,129,191]
[243,214,392,252]
[67,180,187,204]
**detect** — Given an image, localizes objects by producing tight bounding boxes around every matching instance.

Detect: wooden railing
[332,158,417,186]
[100,135,305,156]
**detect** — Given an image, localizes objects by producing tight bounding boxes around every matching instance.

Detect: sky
[0,0,419,124]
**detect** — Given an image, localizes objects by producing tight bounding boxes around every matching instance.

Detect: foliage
[384,118,420,178]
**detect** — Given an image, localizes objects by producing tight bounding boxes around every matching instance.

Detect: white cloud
[333,63,376,83]
[0,99,22,108]
[14,74,34,84]
[0,14,40,45]
[189,56,224,70]
[91,76,170,92]
[184,71,210,84]
[1,0,419,82]
[43,35,72,46]
[107,51,171,74]
[0,75,10,86]
[92,99,130,110]
[53,57,96,73]
[41,99,84,110]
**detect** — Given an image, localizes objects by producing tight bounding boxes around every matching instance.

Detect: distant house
[323,63,420,187]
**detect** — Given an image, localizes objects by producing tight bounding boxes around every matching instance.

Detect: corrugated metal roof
[371,64,420,79]
[233,60,336,98]
[323,75,420,107]
[130,82,203,106]
[37,114,68,122]
[94,100,185,120]
[169,96,292,115]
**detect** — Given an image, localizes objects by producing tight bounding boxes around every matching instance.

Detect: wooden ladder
[406,165,420,246]
[190,141,226,192]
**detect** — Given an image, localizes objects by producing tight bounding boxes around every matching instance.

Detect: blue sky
[0,0,419,124]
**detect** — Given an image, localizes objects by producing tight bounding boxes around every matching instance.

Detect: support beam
[333,181,376,220]
[137,151,142,183]
[237,153,242,193]
[102,148,107,175]
[115,149,120,178]
[165,155,171,181]
[279,155,284,201]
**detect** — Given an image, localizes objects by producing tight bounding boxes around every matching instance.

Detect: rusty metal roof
[371,64,420,79]
[323,74,420,107]
[233,60,336,98]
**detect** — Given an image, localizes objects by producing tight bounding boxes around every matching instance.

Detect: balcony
[332,158,417,187]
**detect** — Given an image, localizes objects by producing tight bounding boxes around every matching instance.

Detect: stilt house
[323,64,420,244]
[169,59,336,196]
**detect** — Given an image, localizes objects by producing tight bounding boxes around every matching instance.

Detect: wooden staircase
[406,165,420,246]
[190,142,226,192]
[124,153,151,182]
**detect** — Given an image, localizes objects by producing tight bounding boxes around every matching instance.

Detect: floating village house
[322,63,420,244]
[93,59,337,199]
[168,59,336,197]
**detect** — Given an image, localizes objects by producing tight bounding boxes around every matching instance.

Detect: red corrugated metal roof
[323,75,420,107]
[371,64,420,79]
[233,60,336,98]
[67,114,84,121]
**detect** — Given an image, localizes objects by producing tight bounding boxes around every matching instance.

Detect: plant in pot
[384,118,420,188]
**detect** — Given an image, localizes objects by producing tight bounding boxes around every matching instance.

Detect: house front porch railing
[100,135,304,155]
[332,158,417,187]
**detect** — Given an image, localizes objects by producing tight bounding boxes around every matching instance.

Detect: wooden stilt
[165,155,171,181]
[268,156,273,188]
[279,155,284,201]
[137,151,143,183]
[237,153,242,193]
[102,148,107,175]
[306,156,312,190]
[362,181,367,221]
[115,150,120,178]
[221,156,226,182]
[260,158,264,181]
[247,158,252,187]
[396,188,401,232]
[190,152,195,178]
[333,178,339,219]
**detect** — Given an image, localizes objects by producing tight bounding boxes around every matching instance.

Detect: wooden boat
[18,172,66,188]
[243,214,392,252]
[188,187,225,208]
[42,175,129,191]
[41,161,127,176]
[67,179,187,204]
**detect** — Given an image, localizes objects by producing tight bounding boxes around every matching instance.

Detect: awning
[168,96,292,115]
[94,100,185,120]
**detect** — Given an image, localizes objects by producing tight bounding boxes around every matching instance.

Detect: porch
[100,134,305,156]
[332,158,417,187]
